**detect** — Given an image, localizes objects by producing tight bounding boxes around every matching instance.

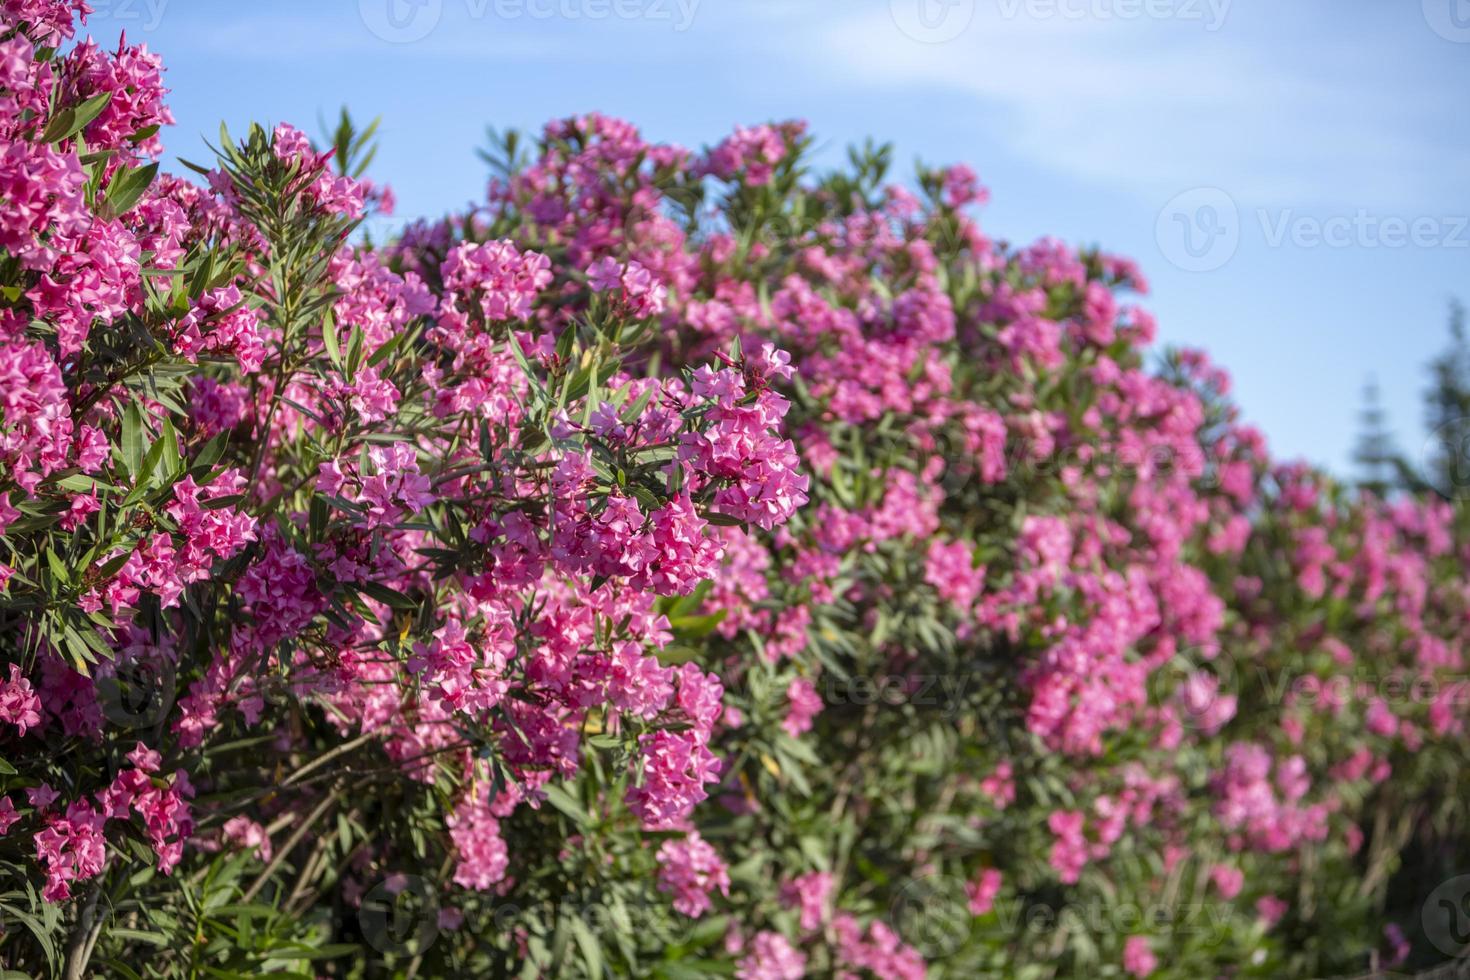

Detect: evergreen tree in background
[1353,375,1396,496]
[1419,299,1470,497]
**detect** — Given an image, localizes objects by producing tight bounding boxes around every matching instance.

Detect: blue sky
[92,0,1470,475]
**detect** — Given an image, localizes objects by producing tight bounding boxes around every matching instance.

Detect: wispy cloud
[800,4,1467,213]
[181,10,561,62]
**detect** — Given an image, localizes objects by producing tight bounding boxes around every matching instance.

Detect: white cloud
[803,4,1467,213]
[184,10,560,61]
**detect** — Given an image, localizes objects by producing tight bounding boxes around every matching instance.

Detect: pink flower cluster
[656,831,731,917]
[2,4,1469,975]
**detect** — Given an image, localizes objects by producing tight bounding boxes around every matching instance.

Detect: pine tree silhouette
[1420,300,1470,497]
[1352,375,1396,497]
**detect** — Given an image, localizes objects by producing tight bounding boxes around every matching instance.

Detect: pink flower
[620,261,667,318]
[438,239,552,328]
[1175,673,1237,735]
[1209,864,1244,900]
[656,832,731,917]
[831,916,925,979]
[1047,809,1088,884]
[0,796,20,836]
[735,930,806,980]
[448,787,508,891]
[626,730,722,830]
[979,762,1015,809]
[0,664,41,736]
[126,742,162,772]
[1123,935,1157,977]
[782,677,822,738]
[26,783,58,810]
[586,257,624,293]
[966,868,1003,915]
[704,122,803,187]
[34,800,107,903]
[1384,923,1410,967]
[780,871,835,931]
[222,816,272,863]
[171,285,266,372]
[925,538,984,608]
[1256,896,1288,929]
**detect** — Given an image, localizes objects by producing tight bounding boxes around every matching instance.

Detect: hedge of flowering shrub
[4,3,1470,978]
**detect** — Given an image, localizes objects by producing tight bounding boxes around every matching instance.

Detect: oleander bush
[3,3,1470,978]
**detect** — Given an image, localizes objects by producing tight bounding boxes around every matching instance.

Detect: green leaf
[61,622,106,671]
[177,156,213,177]
[264,943,359,960]
[506,333,547,400]
[45,547,70,585]
[568,917,604,978]
[321,309,341,367]
[656,962,734,979]
[619,384,655,424]
[122,402,146,478]
[153,417,183,484]
[541,784,588,827]
[0,902,56,965]
[107,929,170,947]
[138,422,171,489]
[366,325,414,369]
[40,91,112,144]
[193,432,229,473]
[54,473,112,494]
[668,611,727,640]
[344,325,364,381]
[355,581,417,611]
[681,913,730,949]
[96,551,133,580]
[102,161,159,218]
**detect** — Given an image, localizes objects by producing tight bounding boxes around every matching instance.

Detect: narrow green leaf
[40,91,112,144]
[541,784,588,826]
[102,161,159,217]
[122,402,146,477]
[355,581,417,611]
